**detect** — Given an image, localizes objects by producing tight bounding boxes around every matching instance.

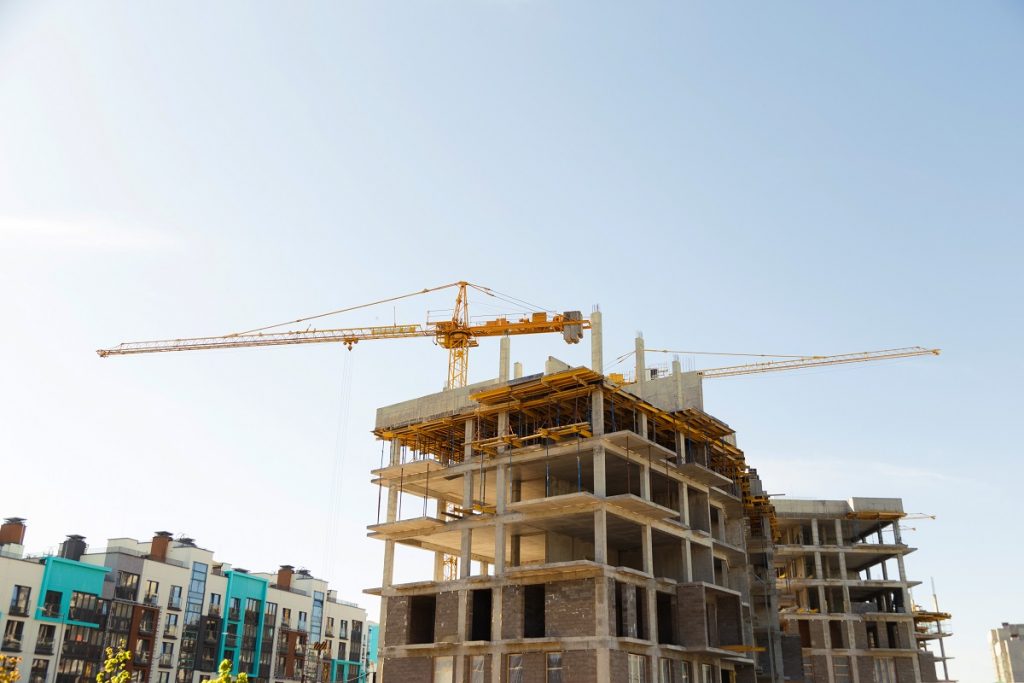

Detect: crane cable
[323,349,355,581]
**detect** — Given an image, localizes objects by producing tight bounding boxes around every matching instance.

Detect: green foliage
[201,660,248,683]
[95,648,132,683]
[0,655,22,683]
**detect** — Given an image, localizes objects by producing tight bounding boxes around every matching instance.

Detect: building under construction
[367,321,953,683]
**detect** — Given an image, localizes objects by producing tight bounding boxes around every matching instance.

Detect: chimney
[59,535,86,561]
[276,565,294,590]
[0,517,26,545]
[150,531,173,562]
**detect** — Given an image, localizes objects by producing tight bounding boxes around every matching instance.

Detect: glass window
[659,658,674,683]
[298,611,308,631]
[679,661,690,683]
[507,654,523,683]
[470,655,485,683]
[30,658,48,683]
[158,672,170,683]
[546,652,563,683]
[337,619,348,639]
[3,620,24,652]
[700,664,714,683]
[42,590,61,618]
[432,656,454,683]
[169,586,182,609]
[337,642,346,662]
[628,654,646,683]
[9,586,31,616]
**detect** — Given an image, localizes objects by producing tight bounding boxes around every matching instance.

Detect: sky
[1,2,1022,680]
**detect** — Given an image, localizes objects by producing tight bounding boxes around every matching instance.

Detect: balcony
[134,651,151,666]
[139,621,156,635]
[324,630,334,639]
[40,604,61,619]
[35,641,55,655]
[228,608,240,621]
[167,597,182,611]
[208,606,221,618]
[8,604,29,618]
[143,594,160,607]
[68,607,103,625]
[158,655,173,668]
[164,626,178,638]
[1,638,21,653]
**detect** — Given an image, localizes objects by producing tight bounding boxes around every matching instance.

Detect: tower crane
[97,281,589,389]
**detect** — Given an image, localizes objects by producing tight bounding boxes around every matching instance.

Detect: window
[832,656,851,683]
[164,613,178,637]
[471,589,492,641]
[507,654,523,683]
[169,585,182,610]
[659,658,674,683]
[116,571,140,600]
[546,652,563,683]
[229,597,241,619]
[432,656,454,683]
[35,624,55,655]
[30,659,48,683]
[160,641,174,667]
[874,658,896,683]
[337,619,348,639]
[245,598,260,615]
[628,654,646,683]
[9,586,31,616]
[298,611,308,631]
[523,585,545,638]
[146,580,160,603]
[326,617,335,637]
[337,642,346,662]
[69,591,101,624]
[3,620,24,652]
[470,655,485,683]
[679,662,691,683]
[158,672,170,683]
[408,597,436,644]
[281,608,291,627]
[42,590,61,618]
[700,664,714,683]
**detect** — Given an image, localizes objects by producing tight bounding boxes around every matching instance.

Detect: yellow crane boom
[97,281,588,390]
[697,346,940,378]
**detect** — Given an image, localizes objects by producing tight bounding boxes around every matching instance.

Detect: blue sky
[1,2,1021,680]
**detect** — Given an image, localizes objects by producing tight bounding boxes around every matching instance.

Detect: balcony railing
[68,607,103,625]
[1,638,21,653]
[8,604,29,617]
[143,594,160,607]
[158,655,173,668]
[164,626,178,638]
[139,621,156,635]
[35,641,55,655]
[208,606,221,617]
[134,651,150,666]
[168,597,182,611]
[40,604,61,618]
[228,608,240,621]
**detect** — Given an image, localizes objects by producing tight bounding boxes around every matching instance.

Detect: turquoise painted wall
[35,557,110,628]
[366,624,379,664]
[330,659,363,683]
[216,570,268,676]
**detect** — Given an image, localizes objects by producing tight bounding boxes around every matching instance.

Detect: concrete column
[464,419,475,462]
[681,484,690,526]
[460,529,473,579]
[455,590,467,683]
[642,525,653,575]
[490,587,503,683]
[494,462,507,575]
[683,538,693,582]
[838,552,852,613]
[499,335,510,383]
[591,308,603,373]
[834,519,844,546]
[513,361,523,379]
[591,388,605,436]
[634,334,646,399]
[640,461,650,500]
[593,443,607,497]
[672,356,684,408]
[594,509,608,564]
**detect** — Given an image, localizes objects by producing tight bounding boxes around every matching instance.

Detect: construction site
[96,283,954,683]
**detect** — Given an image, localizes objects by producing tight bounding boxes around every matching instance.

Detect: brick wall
[676,583,708,648]
[501,584,524,640]
[895,656,917,683]
[545,579,596,637]
[609,651,629,682]
[384,596,409,647]
[856,655,875,682]
[809,621,827,649]
[562,650,597,683]
[810,655,829,683]
[382,656,431,680]
[434,591,460,643]
[851,620,869,649]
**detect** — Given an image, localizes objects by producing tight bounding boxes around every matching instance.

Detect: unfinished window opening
[635,586,647,640]
[606,515,645,573]
[650,471,678,511]
[690,543,714,584]
[656,592,676,645]
[825,588,845,614]
[408,595,436,644]
[806,589,821,613]
[432,656,453,683]
[866,622,879,648]
[713,558,727,589]
[523,584,545,638]
[652,530,685,582]
[829,621,845,649]
[885,621,901,649]
[687,488,711,534]
[709,507,722,541]
[797,620,811,648]
[605,454,643,498]
[470,589,492,641]
[613,581,643,639]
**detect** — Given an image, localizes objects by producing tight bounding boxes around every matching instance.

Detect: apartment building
[0,520,369,683]
[773,499,953,683]
[991,623,1024,683]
